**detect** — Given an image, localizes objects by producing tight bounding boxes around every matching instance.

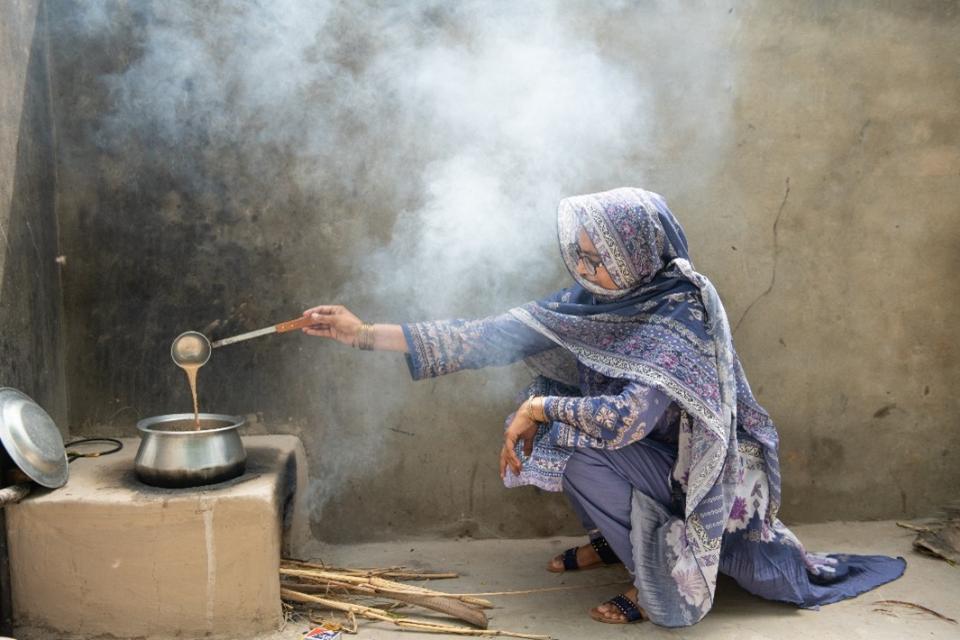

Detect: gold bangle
[525,397,545,423]
[364,323,376,350]
[354,323,375,350]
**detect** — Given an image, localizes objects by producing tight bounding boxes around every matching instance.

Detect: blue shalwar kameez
[401,187,905,627]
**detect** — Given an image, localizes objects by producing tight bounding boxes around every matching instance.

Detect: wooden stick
[282,567,423,589]
[281,589,395,622]
[0,484,30,507]
[283,559,459,580]
[393,619,551,639]
[386,591,487,629]
[377,570,461,580]
[280,567,493,608]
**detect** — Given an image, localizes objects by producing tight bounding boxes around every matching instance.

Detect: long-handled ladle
[170,316,315,367]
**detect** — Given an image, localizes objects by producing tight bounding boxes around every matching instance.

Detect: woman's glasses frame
[568,242,604,277]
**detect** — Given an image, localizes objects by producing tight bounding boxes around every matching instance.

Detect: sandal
[589,593,647,624]
[547,536,622,573]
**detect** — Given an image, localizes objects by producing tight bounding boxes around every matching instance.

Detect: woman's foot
[590,587,646,624]
[547,536,622,572]
[547,542,602,572]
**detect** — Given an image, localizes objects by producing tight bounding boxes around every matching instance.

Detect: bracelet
[524,396,546,423]
[355,323,375,350]
[363,323,375,350]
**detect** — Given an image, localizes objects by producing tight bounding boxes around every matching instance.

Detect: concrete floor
[269,520,960,640]
[15,519,956,639]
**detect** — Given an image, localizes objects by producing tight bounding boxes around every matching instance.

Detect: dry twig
[872,600,957,624]
[447,580,628,597]
[284,559,459,580]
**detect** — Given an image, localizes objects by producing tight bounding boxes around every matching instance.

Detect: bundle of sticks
[280,559,550,639]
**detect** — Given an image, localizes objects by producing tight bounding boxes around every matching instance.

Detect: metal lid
[0,388,68,488]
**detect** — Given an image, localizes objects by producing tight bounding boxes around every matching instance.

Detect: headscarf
[504,187,783,626]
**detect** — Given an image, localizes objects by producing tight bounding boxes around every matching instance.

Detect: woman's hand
[301,305,362,347]
[499,402,540,480]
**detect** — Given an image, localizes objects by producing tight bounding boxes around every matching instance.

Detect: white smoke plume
[66,0,735,533]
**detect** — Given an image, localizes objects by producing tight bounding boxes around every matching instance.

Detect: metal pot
[135,413,246,488]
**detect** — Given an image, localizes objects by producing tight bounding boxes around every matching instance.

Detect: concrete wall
[0,4,63,631]
[0,0,66,430]
[43,0,959,542]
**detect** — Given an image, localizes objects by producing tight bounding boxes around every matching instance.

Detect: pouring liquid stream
[170,331,210,430]
[183,364,201,429]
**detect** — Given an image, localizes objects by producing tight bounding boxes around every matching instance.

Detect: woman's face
[576,228,618,290]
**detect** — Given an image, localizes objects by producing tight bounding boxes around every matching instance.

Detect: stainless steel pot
[135,413,246,488]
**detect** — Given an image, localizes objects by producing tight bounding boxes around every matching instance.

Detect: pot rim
[136,413,246,436]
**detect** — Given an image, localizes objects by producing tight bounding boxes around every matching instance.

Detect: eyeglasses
[567,243,604,276]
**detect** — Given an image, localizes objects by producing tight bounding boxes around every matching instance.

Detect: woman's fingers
[302,305,343,317]
[509,447,521,475]
[502,432,522,476]
[300,307,343,339]
[499,445,521,479]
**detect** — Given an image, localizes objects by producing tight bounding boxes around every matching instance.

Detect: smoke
[65,0,735,531]
[79,0,723,315]
[358,3,651,316]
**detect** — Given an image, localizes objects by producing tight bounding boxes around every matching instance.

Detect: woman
[301,187,905,626]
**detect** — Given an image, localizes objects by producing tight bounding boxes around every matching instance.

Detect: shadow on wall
[0,0,65,429]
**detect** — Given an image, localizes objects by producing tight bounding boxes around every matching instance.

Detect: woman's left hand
[499,403,539,480]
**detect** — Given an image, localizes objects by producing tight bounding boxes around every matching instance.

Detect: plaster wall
[45,0,960,542]
[0,0,66,430]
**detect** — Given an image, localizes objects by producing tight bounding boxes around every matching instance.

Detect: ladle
[170,316,315,367]
[170,331,212,368]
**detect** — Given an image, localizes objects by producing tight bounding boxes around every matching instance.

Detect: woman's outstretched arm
[300,305,409,351]
[300,304,555,376]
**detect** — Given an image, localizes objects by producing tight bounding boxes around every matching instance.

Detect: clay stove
[4,434,310,638]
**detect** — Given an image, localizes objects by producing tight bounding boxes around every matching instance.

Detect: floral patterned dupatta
[504,188,788,626]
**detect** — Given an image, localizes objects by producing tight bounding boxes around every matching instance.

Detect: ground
[265,520,959,640]
[14,519,957,640]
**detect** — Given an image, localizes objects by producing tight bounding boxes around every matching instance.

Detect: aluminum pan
[0,388,68,488]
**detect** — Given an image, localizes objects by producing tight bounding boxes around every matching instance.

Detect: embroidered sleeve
[402,313,555,380]
[541,381,671,449]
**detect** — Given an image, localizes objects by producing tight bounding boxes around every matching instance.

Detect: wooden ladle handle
[275,316,316,333]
